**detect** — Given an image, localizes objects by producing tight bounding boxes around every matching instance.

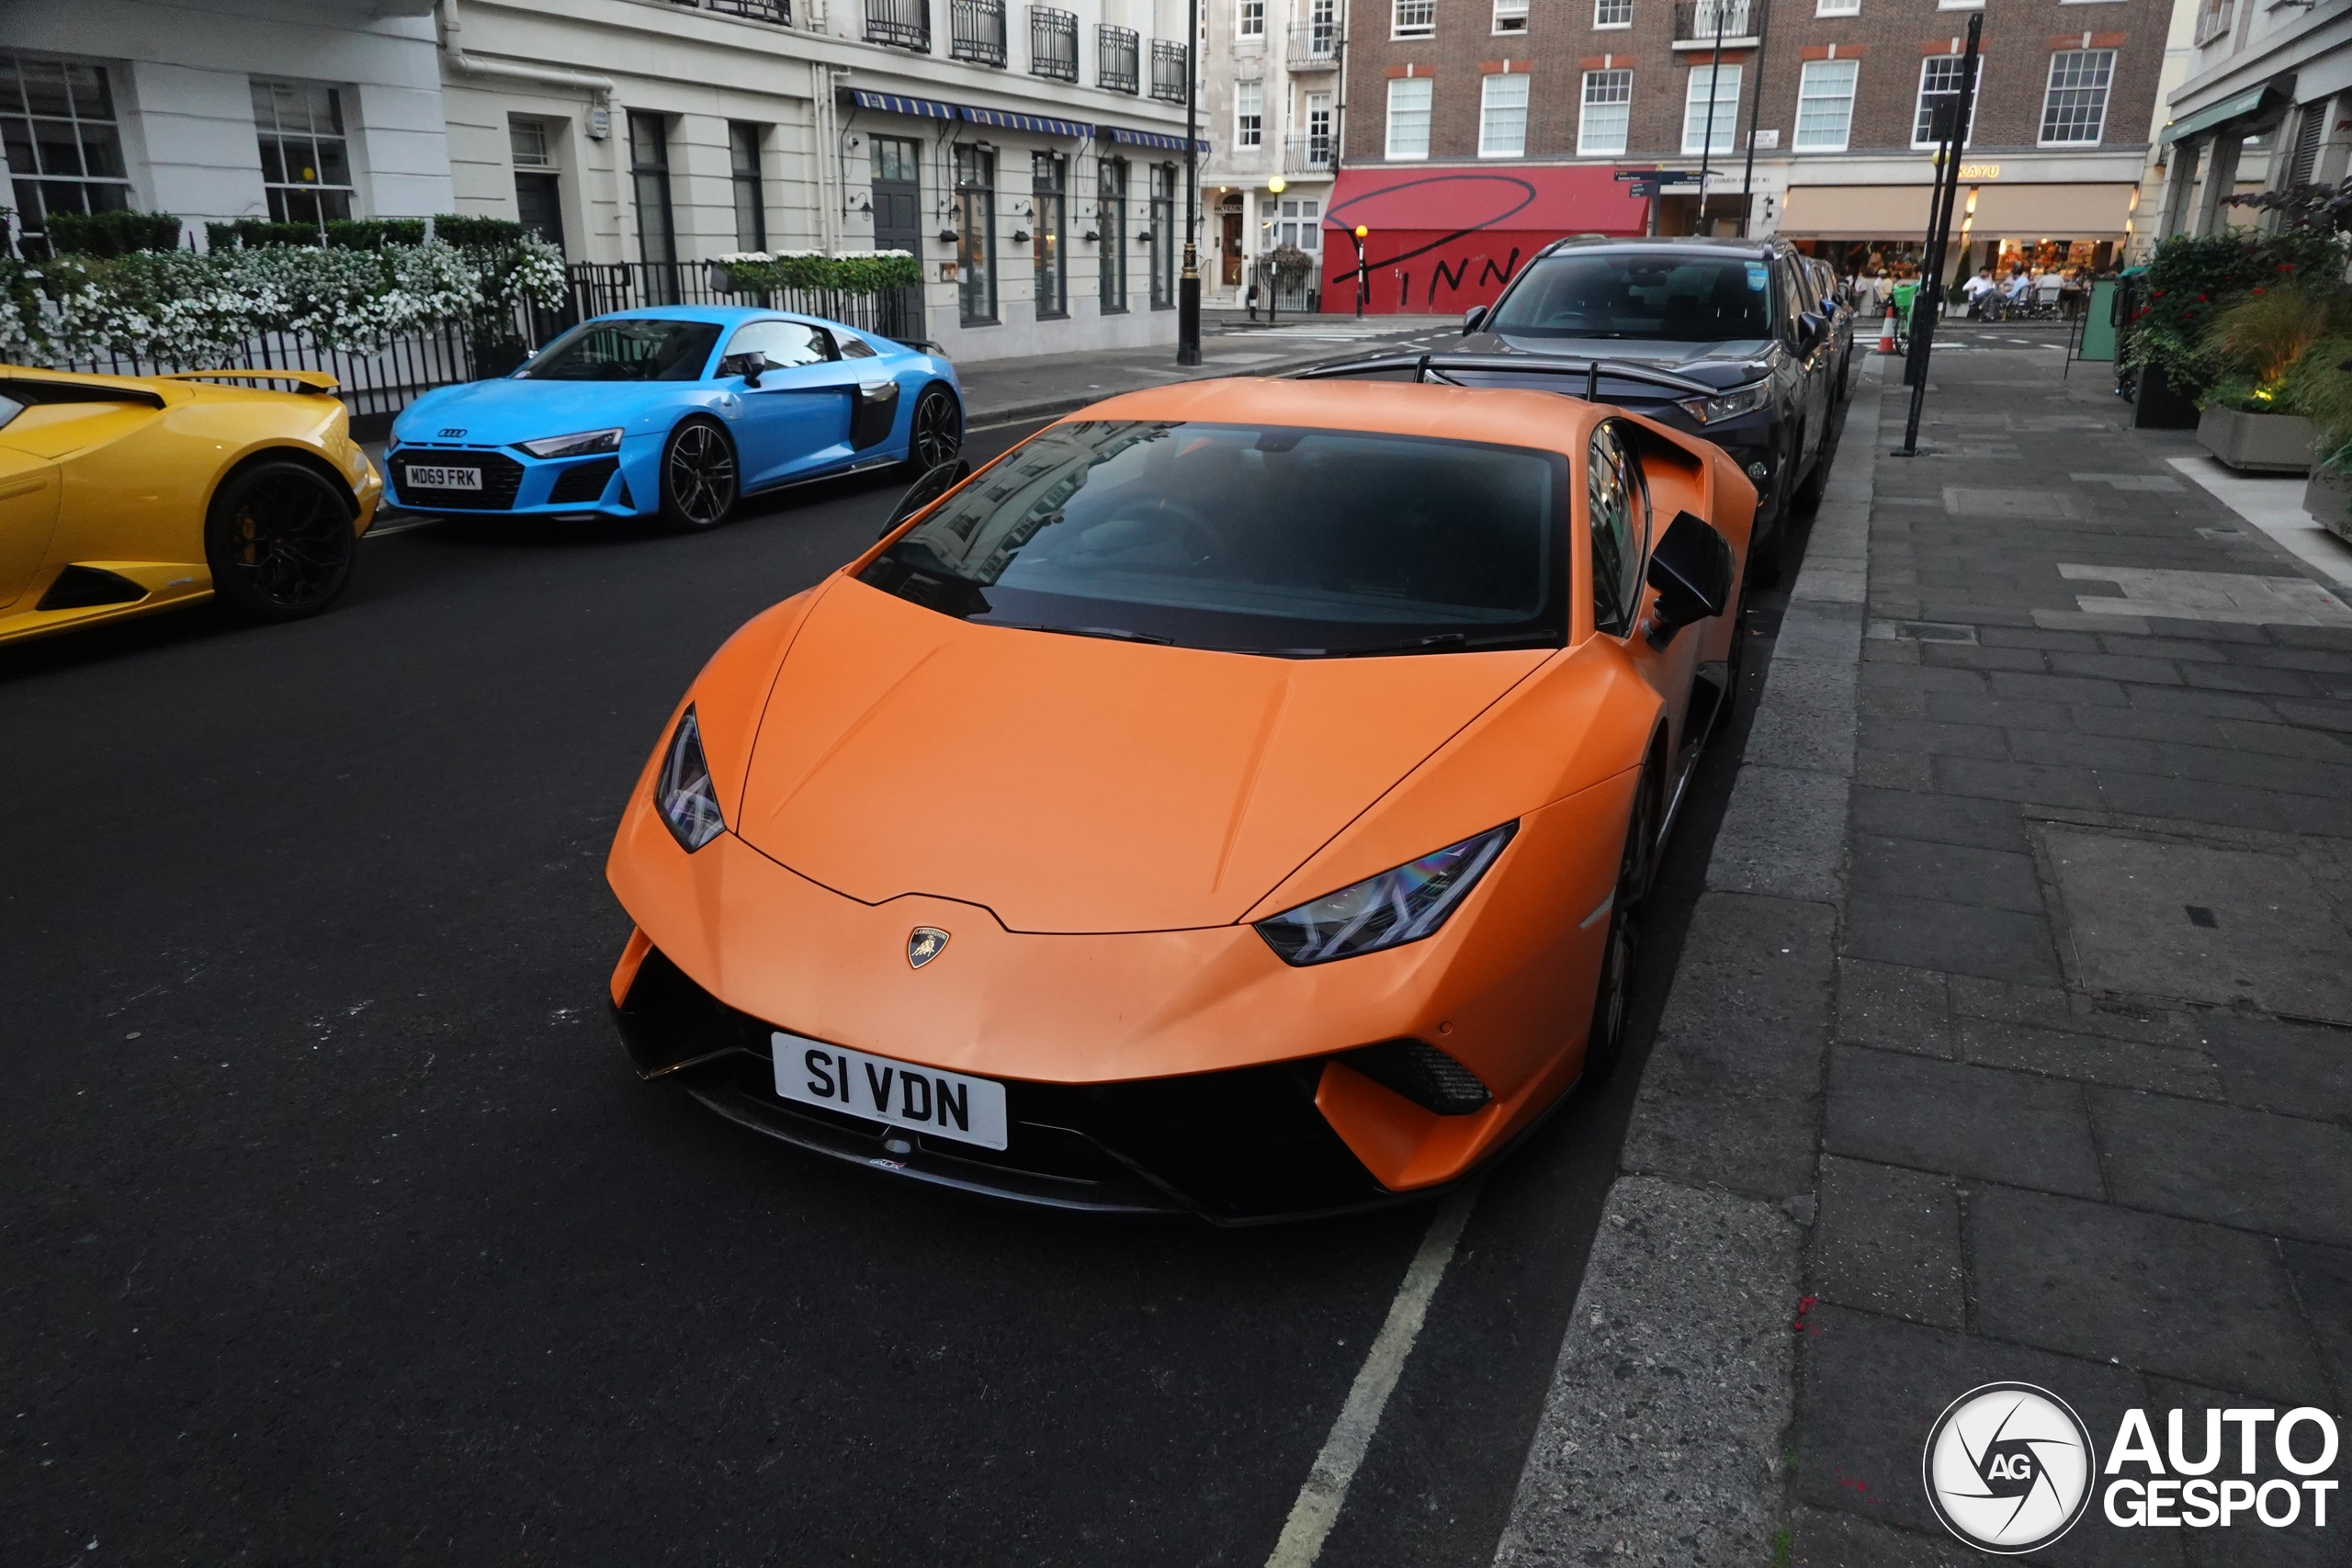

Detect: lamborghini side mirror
[883,457,970,537]
[1463,305,1487,333]
[1642,510,1734,649]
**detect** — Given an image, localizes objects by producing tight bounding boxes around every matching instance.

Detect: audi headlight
[655,705,725,852]
[518,427,624,458]
[1676,381,1774,424]
[1255,823,1517,965]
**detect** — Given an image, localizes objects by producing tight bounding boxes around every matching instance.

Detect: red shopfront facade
[1320,165,1648,315]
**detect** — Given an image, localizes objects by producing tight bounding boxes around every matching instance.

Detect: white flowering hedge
[0,236,568,367]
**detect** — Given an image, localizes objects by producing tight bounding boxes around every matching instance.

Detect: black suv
[1453,236,1849,582]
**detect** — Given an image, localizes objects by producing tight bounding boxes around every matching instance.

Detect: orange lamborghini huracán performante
[605,375,1755,1222]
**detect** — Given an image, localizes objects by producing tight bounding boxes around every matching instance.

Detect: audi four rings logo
[1924,1383,2096,1553]
[906,927,949,969]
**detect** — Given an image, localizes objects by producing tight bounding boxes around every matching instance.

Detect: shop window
[956,144,999,324]
[1035,152,1068,319]
[1097,154,1127,312]
[1149,163,1175,309]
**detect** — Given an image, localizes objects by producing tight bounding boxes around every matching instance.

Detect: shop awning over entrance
[1969,182,2135,238]
[1317,165,1646,314]
[1777,181,2136,241]
[1778,183,1936,239]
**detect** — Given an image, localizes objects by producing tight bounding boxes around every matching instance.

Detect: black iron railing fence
[1097,24,1138,92]
[39,260,922,437]
[951,0,1008,63]
[1029,5,1078,79]
[1148,40,1188,103]
[866,0,933,51]
[682,0,793,21]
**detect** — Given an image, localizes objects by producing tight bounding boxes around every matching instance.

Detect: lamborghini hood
[732,579,1552,933]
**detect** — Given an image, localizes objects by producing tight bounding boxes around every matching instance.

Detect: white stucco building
[1,0,1205,361]
[1196,0,1343,311]
[2153,0,2352,243]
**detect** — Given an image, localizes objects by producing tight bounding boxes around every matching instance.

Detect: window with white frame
[2040,49,2112,144]
[1386,76,1433,157]
[1793,58,1857,150]
[1912,54,1979,146]
[1237,79,1263,146]
[0,54,133,254]
[1594,0,1632,25]
[1238,0,1263,37]
[252,78,354,224]
[1681,63,1739,154]
[1577,69,1633,155]
[1494,0,1529,31]
[1481,73,1530,156]
[1393,0,1435,37]
[1815,0,1857,15]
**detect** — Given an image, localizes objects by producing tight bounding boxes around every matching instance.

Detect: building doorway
[1220,194,1243,288]
[871,137,924,336]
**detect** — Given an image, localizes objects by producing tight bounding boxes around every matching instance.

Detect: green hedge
[714,252,922,294]
[2121,228,2346,401]
[203,214,532,252]
[46,209,186,257]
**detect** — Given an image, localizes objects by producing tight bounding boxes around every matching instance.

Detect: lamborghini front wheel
[203,459,358,622]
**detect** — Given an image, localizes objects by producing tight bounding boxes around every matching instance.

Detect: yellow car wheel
[203,459,358,622]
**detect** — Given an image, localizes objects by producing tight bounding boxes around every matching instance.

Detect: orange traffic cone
[1878,303,1899,355]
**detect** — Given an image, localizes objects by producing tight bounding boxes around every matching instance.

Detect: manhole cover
[2041,826,2352,1023]
[1945,488,2081,519]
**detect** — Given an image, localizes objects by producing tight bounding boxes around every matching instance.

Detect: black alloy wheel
[202,459,358,623]
[660,416,739,532]
[908,385,963,473]
[1747,462,1792,589]
[1581,761,1661,1086]
[1717,587,1753,740]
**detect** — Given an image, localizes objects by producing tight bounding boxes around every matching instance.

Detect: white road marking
[1264,1184,1478,1568]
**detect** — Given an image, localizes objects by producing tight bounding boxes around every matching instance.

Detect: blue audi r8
[385,306,962,531]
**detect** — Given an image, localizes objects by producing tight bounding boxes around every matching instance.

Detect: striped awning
[843,88,957,120]
[960,105,1090,138]
[1101,126,1210,153]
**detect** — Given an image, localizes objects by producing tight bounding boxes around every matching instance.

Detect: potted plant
[2192,284,2347,472]
[2285,343,2352,540]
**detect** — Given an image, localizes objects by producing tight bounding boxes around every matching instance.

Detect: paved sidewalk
[1787,345,2352,1566]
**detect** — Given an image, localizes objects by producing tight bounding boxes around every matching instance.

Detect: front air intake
[1337,1039,1491,1115]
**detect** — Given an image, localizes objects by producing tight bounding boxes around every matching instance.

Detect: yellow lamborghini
[0,365,381,647]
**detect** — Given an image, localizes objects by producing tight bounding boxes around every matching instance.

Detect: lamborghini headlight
[1255,823,1517,966]
[655,705,725,852]
[1675,380,1774,424]
[518,427,624,458]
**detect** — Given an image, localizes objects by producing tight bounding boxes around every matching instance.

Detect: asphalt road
[0,406,1829,1567]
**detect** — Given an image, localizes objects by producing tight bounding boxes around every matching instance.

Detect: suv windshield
[518,318,722,381]
[858,421,1566,657]
[1487,251,1777,344]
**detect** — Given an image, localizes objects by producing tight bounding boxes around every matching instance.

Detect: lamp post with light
[1349,224,1369,316]
[1263,175,1286,324]
[1177,0,1203,367]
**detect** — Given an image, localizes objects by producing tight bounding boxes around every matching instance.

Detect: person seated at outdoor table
[1962,268,1998,319]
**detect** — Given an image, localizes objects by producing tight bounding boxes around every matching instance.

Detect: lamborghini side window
[1587,422,1645,637]
[0,393,20,431]
[722,319,835,370]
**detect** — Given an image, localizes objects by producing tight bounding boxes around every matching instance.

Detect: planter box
[2306,467,2352,545]
[2132,361,2201,429]
[2198,406,2315,474]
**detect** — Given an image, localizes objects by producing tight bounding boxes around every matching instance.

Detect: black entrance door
[514,172,564,254]
[871,137,924,340]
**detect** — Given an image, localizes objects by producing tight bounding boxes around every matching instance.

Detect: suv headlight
[1676,381,1774,424]
[519,428,624,458]
[655,706,725,852]
[1255,823,1516,965]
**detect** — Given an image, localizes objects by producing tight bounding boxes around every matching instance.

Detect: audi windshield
[858,421,1567,657]
[1487,252,1778,344]
[517,318,723,381]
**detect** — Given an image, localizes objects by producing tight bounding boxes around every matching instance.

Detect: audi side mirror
[883,457,971,537]
[720,351,769,388]
[1463,305,1487,333]
[1642,510,1735,649]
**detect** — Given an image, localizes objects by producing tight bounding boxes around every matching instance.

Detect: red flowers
[2253,287,2267,295]
[2197,293,2210,301]
[2152,289,2165,299]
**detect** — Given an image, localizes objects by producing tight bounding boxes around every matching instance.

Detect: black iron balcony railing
[1148,39,1188,103]
[1098,24,1139,93]
[1283,132,1335,174]
[1286,20,1339,65]
[1029,5,1078,79]
[951,0,1007,64]
[1672,0,1756,41]
[697,0,791,20]
[866,0,932,51]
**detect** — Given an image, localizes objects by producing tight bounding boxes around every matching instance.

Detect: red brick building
[1328,0,2172,310]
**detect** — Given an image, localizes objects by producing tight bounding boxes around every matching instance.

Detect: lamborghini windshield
[517,318,722,381]
[857,421,1566,657]
[1486,252,1777,344]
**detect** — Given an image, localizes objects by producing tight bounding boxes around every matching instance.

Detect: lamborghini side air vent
[1337,1039,1492,1115]
[38,565,149,611]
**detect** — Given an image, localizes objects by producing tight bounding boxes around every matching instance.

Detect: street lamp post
[1177,0,1203,367]
[1351,224,1368,317]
